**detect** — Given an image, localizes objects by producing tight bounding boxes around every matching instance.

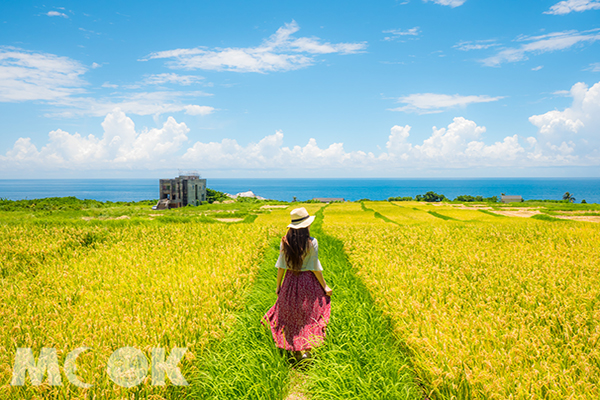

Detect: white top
[275,237,323,272]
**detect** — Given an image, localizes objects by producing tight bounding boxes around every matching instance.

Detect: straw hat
[287,207,315,229]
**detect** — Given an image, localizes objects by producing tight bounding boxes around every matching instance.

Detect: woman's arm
[312,270,332,296]
[276,268,285,295]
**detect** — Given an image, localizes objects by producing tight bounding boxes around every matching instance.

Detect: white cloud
[465,135,524,161]
[142,21,367,73]
[585,62,600,72]
[0,47,214,118]
[184,105,214,116]
[1,108,190,170]
[389,93,503,114]
[45,90,214,118]
[143,73,205,86]
[454,40,499,51]
[532,65,544,71]
[46,11,68,18]
[529,81,600,152]
[482,29,600,67]
[415,117,486,158]
[383,27,420,41]
[386,125,413,157]
[0,47,86,102]
[545,0,600,15]
[423,0,467,7]
[5,90,600,173]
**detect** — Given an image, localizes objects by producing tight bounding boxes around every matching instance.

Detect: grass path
[187,206,423,399]
[186,236,290,399]
[301,207,423,400]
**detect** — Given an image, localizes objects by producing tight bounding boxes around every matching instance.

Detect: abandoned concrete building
[501,194,523,203]
[155,174,207,209]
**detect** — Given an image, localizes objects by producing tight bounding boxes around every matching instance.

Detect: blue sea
[1,178,599,204]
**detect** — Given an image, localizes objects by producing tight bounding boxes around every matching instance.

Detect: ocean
[1,178,599,204]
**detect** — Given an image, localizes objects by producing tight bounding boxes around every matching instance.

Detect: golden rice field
[0,221,278,399]
[3,198,600,399]
[325,202,600,399]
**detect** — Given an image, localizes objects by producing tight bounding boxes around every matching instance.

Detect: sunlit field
[325,202,600,399]
[2,197,599,399]
[0,201,278,399]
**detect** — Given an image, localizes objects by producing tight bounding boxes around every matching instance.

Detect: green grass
[427,211,457,221]
[360,202,398,225]
[478,209,506,218]
[530,214,565,222]
[305,207,422,400]
[187,237,291,400]
[187,205,422,399]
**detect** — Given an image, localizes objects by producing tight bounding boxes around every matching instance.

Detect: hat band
[291,215,309,223]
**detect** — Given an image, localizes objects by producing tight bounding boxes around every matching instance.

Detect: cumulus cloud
[46,11,68,18]
[6,106,598,174]
[389,93,503,114]
[544,0,600,14]
[529,80,600,157]
[142,21,367,73]
[1,108,190,170]
[482,29,600,67]
[0,47,86,102]
[383,27,420,41]
[423,0,467,7]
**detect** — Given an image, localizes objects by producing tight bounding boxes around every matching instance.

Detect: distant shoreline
[1,178,599,203]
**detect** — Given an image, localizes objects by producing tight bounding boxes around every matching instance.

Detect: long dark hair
[282,227,311,272]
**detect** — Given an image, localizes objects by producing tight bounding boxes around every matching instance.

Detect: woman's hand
[324,285,332,297]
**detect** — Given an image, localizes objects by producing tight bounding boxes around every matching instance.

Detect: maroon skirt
[262,270,331,351]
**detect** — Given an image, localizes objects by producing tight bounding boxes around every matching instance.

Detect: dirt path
[285,370,309,400]
[553,215,600,223]
[490,210,541,218]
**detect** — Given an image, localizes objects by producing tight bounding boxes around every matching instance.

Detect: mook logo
[11,347,188,388]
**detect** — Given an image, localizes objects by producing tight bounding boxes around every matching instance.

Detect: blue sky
[1,0,600,178]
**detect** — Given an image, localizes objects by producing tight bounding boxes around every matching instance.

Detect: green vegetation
[325,202,600,399]
[453,195,498,202]
[478,209,505,217]
[188,237,291,399]
[563,191,576,203]
[303,208,421,399]
[388,196,413,201]
[206,187,230,203]
[415,191,446,202]
[0,196,154,211]
[427,210,457,221]
[531,214,564,222]
[1,196,599,399]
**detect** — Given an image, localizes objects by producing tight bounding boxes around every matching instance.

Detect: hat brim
[287,215,315,229]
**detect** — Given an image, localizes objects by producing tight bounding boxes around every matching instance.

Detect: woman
[263,207,332,362]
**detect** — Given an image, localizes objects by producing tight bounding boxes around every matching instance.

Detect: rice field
[325,202,600,399]
[2,198,599,399]
[0,218,278,399]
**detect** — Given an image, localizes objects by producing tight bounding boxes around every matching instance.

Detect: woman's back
[276,237,323,272]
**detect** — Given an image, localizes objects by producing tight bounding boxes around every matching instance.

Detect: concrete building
[501,195,523,203]
[156,173,206,209]
[313,197,345,203]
